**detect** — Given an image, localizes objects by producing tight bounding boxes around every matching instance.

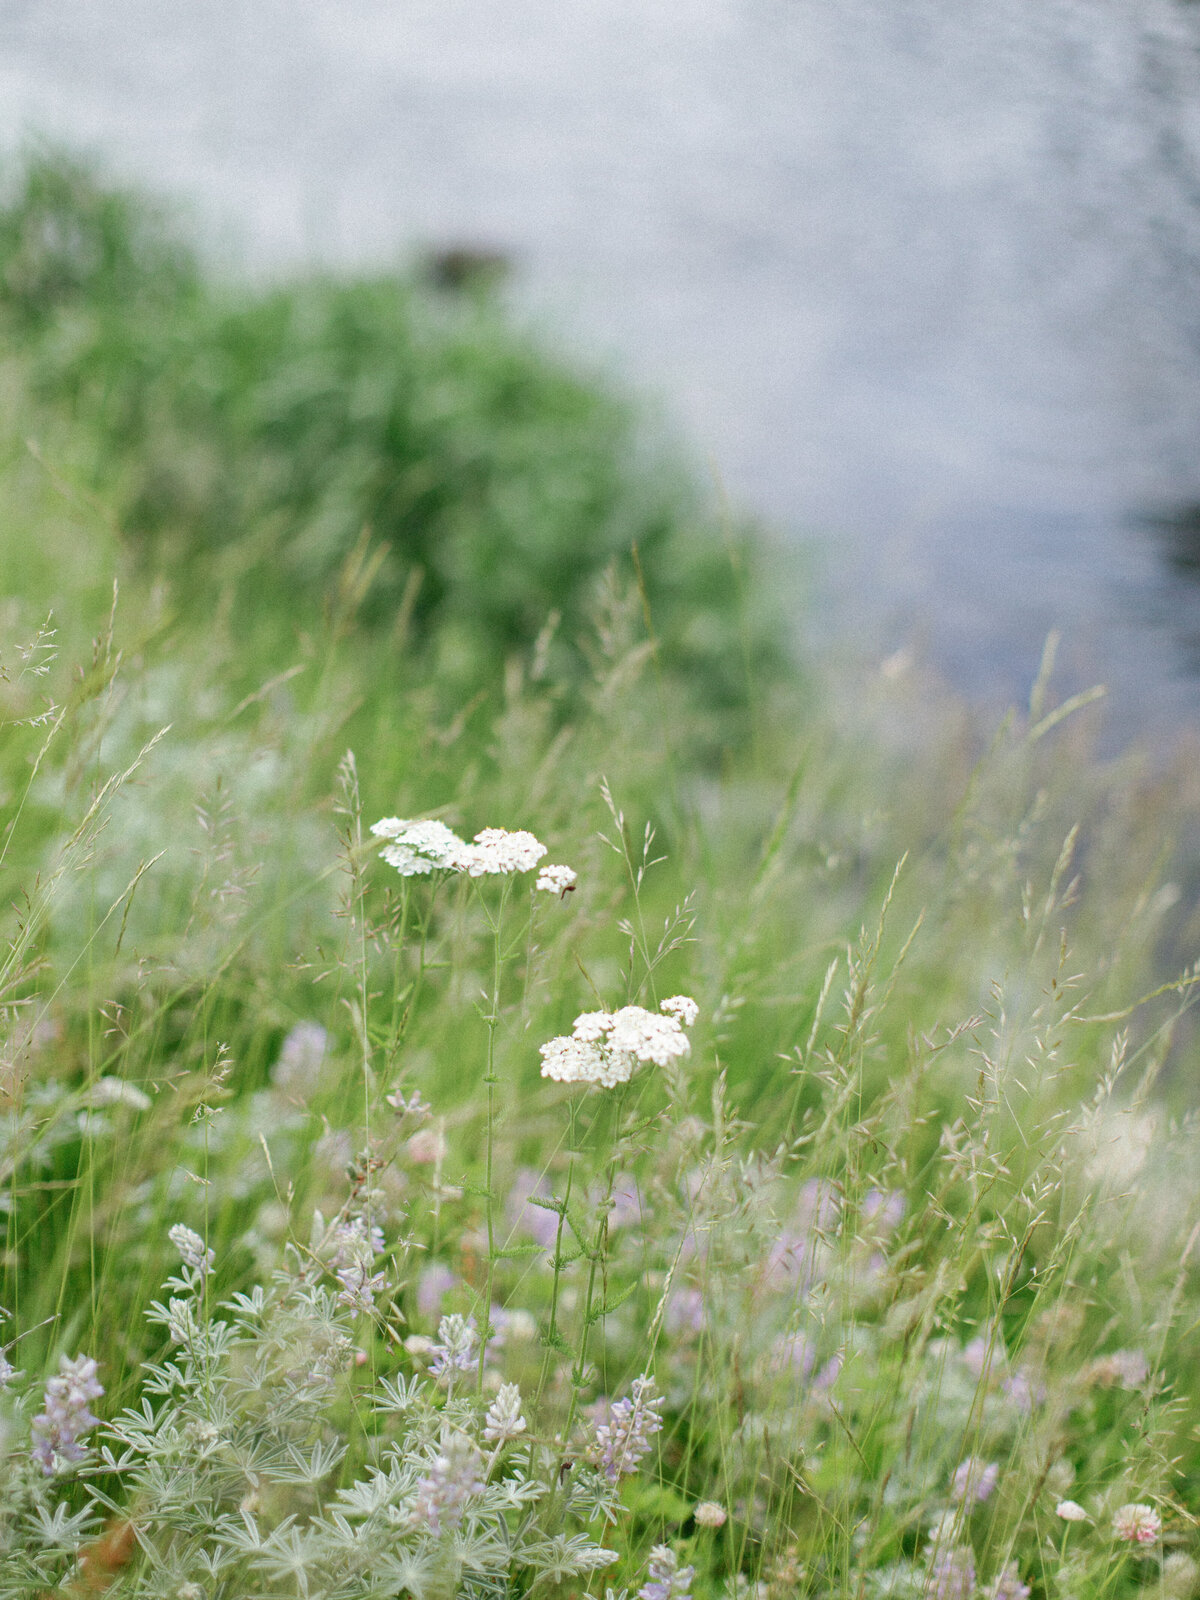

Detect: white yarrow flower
[608,1005,691,1067]
[539,1033,634,1089]
[536,863,577,894]
[539,1001,697,1089]
[372,816,549,878]
[659,995,699,1027]
[459,827,548,876]
[572,1011,613,1043]
[372,818,468,876]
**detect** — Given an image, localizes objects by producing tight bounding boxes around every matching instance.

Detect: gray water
[5,0,1200,739]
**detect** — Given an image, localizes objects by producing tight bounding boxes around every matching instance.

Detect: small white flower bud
[694,1500,727,1528]
[1055,1500,1089,1522]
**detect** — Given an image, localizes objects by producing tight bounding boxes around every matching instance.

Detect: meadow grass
[0,154,1194,1598]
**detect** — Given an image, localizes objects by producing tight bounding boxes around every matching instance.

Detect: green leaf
[587,1281,638,1324]
[457,1181,495,1201]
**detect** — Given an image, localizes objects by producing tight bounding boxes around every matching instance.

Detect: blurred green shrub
[0,151,792,727]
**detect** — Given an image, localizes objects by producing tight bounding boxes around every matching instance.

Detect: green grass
[0,152,1193,1597]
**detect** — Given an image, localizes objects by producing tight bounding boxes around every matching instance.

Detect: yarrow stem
[566,1082,631,1446]
[536,1096,581,1414]
[477,874,512,1393]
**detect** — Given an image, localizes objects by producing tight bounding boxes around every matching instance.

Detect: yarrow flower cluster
[540,999,697,1089]
[370,818,469,877]
[639,1545,694,1600]
[371,816,556,878]
[587,1374,664,1481]
[535,863,577,894]
[31,1354,104,1475]
[658,994,699,1026]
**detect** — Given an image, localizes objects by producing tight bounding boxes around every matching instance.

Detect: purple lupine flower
[168,1223,214,1277]
[928,1546,976,1600]
[483,1382,527,1444]
[327,1217,387,1315]
[639,1545,694,1600]
[771,1330,816,1375]
[588,1374,663,1481]
[485,1303,514,1360]
[428,1313,478,1378]
[608,1176,642,1231]
[417,1262,457,1321]
[961,1333,1004,1382]
[1001,1368,1046,1413]
[1090,1349,1149,1388]
[411,1433,485,1533]
[812,1352,843,1393]
[795,1177,839,1234]
[986,1562,1031,1600]
[336,1262,388,1315]
[952,1456,1000,1504]
[271,1021,329,1092]
[665,1288,706,1338]
[763,1228,820,1291]
[386,1086,432,1120]
[31,1355,103,1475]
[862,1188,906,1231]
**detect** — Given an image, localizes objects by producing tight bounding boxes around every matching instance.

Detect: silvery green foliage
[1,1243,623,1598]
[0,1371,95,1589]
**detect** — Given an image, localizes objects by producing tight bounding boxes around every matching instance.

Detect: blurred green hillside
[0,152,790,731]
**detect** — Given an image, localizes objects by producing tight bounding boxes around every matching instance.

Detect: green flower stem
[477,876,512,1392]
[537,1096,581,1411]
[563,1083,628,1448]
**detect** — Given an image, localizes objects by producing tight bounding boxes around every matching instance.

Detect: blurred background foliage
[0,151,791,730]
